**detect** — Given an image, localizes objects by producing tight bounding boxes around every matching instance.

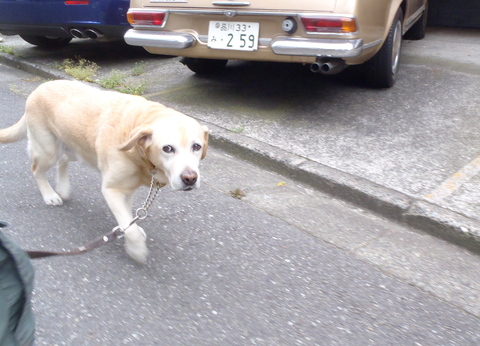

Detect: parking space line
[424,156,480,203]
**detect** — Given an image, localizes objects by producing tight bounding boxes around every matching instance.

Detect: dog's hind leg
[55,146,76,201]
[28,132,63,206]
[31,159,63,206]
[55,154,71,201]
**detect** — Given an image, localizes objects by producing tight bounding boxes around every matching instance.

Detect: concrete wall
[428,0,480,28]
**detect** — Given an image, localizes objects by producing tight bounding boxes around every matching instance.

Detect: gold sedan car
[125,0,428,88]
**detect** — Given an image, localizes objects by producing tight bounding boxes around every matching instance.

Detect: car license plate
[208,21,259,51]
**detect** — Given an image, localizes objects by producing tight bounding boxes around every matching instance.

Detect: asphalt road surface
[1,60,480,344]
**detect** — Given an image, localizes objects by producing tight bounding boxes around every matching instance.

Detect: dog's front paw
[43,192,64,206]
[125,226,148,264]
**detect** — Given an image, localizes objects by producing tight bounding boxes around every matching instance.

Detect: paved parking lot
[1,27,479,247]
[1,27,480,344]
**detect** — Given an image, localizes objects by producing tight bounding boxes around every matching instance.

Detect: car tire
[404,0,428,40]
[180,58,228,75]
[362,8,403,88]
[19,35,72,48]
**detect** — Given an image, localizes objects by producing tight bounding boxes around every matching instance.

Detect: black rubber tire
[404,1,428,40]
[362,8,403,88]
[19,35,72,48]
[180,58,228,75]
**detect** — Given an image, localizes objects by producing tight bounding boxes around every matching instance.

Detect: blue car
[0,0,131,47]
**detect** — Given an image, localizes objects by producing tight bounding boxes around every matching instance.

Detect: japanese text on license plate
[208,21,259,51]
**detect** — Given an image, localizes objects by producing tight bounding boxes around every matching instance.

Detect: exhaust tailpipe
[85,29,104,40]
[310,60,346,75]
[70,28,86,39]
[310,62,322,73]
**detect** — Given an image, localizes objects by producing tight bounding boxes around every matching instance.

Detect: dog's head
[119,113,209,191]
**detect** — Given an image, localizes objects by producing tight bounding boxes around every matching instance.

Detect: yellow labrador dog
[0,80,208,263]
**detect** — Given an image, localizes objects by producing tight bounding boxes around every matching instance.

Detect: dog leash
[26,171,162,259]
[27,227,123,259]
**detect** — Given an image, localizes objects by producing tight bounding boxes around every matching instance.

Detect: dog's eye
[192,143,202,152]
[163,145,174,153]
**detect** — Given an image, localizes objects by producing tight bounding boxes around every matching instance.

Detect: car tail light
[65,0,89,4]
[300,16,357,34]
[127,11,167,26]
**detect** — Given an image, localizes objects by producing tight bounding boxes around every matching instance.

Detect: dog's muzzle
[181,170,198,190]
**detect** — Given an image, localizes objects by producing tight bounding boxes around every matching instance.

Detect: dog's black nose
[181,170,198,186]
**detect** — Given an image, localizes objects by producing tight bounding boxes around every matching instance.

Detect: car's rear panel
[126,0,409,65]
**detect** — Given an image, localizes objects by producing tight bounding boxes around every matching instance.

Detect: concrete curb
[206,122,480,253]
[2,51,480,254]
[0,52,69,81]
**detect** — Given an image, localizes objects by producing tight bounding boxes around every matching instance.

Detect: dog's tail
[0,115,27,143]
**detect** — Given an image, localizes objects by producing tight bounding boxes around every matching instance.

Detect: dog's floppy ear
[201,126,209,160]
[119,127,153,151]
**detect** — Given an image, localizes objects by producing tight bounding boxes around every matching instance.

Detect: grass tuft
[58,56,99,82]
[98,69,146,95]
[0,44,16,56]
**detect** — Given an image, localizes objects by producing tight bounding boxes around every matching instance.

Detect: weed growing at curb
[0,44,17,56]
[57,56,99,82]
[98,69,146,95]
[56,56,146,95]
[98,70,125,89]
[9,84,25,96]
[131,61,146,76]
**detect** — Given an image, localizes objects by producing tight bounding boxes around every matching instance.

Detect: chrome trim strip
[169,9,299,16]
[212,1,251,6]
[142,8,347,18]
[405,4,426,29]
[363,39,382,50]
[124,29,196,49]
[271,37,363,57]
[259,38,272,46]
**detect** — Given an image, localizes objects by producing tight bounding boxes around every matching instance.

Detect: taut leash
[26,170,162,259]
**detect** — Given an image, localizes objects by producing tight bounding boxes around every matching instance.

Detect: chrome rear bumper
[125,29,196,49]
[271,37,364,58]
[125,29,366,58]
